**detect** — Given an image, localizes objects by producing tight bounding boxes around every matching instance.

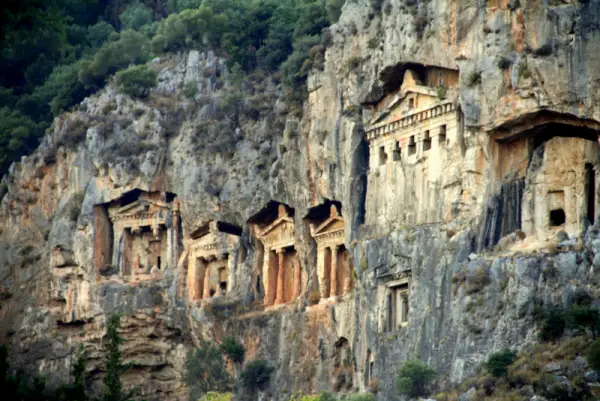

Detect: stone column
[330,245,339,297]
[275,248,285,305]
[195,258,206,301]
[202,259,211,299]
[263,250,273,306]
[293,258,301,299]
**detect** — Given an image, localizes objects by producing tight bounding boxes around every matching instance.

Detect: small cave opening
[549,209,566,227]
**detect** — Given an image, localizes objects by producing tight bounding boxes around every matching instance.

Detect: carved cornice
[111,212,166,222]
[314,229,344,242]
[365,101,455,142]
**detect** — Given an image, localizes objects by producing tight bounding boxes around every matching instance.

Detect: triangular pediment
[259,217,294,238]
[314,217,344,236]
[370,87,438,126]
[114,200,169,217]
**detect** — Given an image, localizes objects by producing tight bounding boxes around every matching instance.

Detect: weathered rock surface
[2,2,600,401]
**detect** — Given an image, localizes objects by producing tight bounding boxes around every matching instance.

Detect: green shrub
[465,70,481,87]
[367,38,379,49]
[567,305,600,339]
[342,393,375,401]
[537,307,566,342]
[151,7,212,53]
[0,107,45,174]
[395,360,436,398]
[220,336,245,364]
[586,339,600,371]
[183,80,199,99]
[199,392,233,401]
[79,30,151,89]
[186,341,232,399]
[87,21,116,49]
[120,2,154,31]
[114,65,157,98]
[280,35,322,89]
[346,56,362,71]
[241,360,274,393]
[485,349,516,378]
[326,0,344,23]
[436,86,447,100]
[28,60,90,119]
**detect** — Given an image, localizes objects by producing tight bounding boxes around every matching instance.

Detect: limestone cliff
[2,1,600,401]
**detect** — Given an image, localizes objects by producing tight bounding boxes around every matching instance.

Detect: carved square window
[408,136,416,156]
[393,141,401,161]
[379,146,388,166]
[439,124,447,144]
[423,131,431,152]
[386,279,409,331]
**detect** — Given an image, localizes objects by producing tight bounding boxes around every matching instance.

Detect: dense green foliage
[485,349,516,378]
[586,339,600,371]
[567,305,600,339]
[186,341,232,400]
[0,0,344,177]
[0,342,88,401]
[395,360,436,398]
[537,307,567,342]
[115,65,158,98]
[0,315,143,400]
[220,336,245,365]
[536,298,600,342]
[240,360,274,393]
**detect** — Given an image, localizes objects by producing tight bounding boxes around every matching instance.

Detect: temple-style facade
[186,220,241,301]
[305,201,353,300]
[248,201,302,306]
[364,67,462,227]
[93,189,181,280]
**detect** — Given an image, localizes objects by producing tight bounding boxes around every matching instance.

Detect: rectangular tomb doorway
[586,163,596,224]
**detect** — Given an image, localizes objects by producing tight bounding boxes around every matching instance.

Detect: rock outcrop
[2,2,600,401]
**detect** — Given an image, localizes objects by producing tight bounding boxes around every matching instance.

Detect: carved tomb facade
[305,201,353,300]
[364,67,462,228]
[186,220,241,301]
[93,189,181,280]
[248,202,302,306]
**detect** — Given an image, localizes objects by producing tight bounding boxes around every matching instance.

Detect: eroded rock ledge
[2,1,600,401]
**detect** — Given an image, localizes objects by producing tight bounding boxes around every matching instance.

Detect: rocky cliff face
[2,1,600,400]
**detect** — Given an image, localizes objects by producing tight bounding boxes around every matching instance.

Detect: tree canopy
[0,0,344,177]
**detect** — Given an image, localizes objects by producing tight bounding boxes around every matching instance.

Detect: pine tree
[71,344,87,401]
[101,314,138,401]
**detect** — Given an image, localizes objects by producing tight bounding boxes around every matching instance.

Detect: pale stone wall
[365,103,461,228]
[522,137,600,240]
